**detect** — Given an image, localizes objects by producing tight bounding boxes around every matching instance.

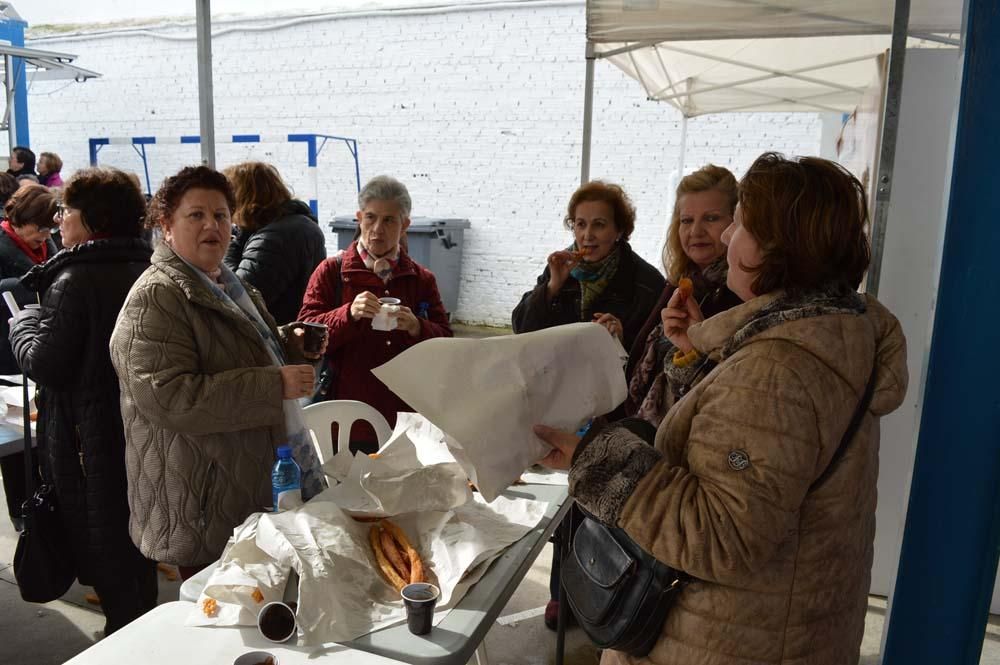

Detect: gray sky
[17,0,419,27]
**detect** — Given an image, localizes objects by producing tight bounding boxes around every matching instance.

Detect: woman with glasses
[9,168,156,636]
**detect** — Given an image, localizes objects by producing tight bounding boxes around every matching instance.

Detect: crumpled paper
[372,322,627,500]
[186,493,549,644]
[321,412,473,517]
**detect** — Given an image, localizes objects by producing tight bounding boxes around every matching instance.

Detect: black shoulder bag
[562,367,879,657]
[13,380,75,603]
[309,256,342,404]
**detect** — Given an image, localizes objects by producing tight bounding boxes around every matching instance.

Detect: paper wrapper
[372,322,627,500]
[186,494,549,644]
[321,412,473,517]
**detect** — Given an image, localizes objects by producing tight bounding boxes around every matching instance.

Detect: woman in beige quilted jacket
[110,166,324,574]
[537,152,909,665]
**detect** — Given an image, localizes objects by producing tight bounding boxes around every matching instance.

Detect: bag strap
[812,362,878,489]
[21,375,34,496]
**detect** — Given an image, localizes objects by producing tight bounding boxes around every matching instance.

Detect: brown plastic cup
[401,582,440,635]
[300,322,328,354]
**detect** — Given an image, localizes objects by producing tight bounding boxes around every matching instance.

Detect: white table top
[180,481,571,665]
[63,601,405,665]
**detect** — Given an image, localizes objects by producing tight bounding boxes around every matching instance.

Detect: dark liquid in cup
[259,605,295,641]
[301,323,327,354]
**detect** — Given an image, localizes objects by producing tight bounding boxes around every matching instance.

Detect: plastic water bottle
[271,445,302,512]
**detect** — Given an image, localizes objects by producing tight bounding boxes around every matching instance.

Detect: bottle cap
[277,445,293,459]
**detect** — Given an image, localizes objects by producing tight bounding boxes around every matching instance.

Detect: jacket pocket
[198,461,217,531]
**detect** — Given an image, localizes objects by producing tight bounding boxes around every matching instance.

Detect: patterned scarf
[570,243,621,319]
[181,256,326,500]
[630,256,728,426]
[357,239,399,283]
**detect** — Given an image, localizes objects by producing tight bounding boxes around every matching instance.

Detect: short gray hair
[357,175,411,218]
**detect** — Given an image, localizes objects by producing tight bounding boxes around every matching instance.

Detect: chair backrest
[301,400,393,462]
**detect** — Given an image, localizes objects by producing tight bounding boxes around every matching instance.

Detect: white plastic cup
[371,297,401,332]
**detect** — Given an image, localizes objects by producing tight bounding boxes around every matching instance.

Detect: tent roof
[1,44,101,81]
[588,0,962,116]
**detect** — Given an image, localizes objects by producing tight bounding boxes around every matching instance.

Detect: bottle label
[274,488,303,512]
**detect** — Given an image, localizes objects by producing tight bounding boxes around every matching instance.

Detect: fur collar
[691,285,867,360]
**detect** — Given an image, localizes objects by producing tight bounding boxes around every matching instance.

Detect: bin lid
[330,215,470,232]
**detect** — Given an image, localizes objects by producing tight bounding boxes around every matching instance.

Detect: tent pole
[580,42,595,185]
[677,114,688,177]
[196,0,216,168]
[3,55,15,154]
[866,0,911,297]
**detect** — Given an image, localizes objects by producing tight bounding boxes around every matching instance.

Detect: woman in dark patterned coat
[9,168,156,635]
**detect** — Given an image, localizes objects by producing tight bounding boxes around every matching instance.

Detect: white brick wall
[27,3,821,326]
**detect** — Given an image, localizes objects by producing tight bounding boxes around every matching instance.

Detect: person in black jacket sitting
[223,162,327,324]
[9,168,156,636]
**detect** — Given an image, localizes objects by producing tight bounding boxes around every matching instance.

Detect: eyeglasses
[54,203,66,220]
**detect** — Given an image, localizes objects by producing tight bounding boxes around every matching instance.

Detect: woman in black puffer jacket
[223,162,326,324]
[9,168,155,636]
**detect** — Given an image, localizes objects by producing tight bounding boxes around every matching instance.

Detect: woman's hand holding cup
[350,291,382,321]
[662,287,705,354]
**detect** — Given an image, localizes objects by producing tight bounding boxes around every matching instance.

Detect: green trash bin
[329,216,470,317]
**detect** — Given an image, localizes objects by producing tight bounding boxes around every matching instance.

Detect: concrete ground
[1,317,998,664]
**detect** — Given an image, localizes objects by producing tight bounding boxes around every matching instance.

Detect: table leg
[555,507,574,665]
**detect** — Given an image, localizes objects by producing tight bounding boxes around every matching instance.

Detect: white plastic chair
[301,400,392,462]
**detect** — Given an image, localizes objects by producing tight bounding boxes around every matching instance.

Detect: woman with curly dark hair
[223,161,326,324]
[110,166,325,578]
[9,168,156,635]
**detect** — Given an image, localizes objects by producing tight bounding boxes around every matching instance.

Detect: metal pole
[580,42,596,185]
[881,0,1000,662]
[4,54,15,154]
[865,0,911,297]
[195,0,216,168]
[677,114,688,177]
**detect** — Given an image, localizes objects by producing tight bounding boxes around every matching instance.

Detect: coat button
[589,558,595,565]
[386,341,391,346]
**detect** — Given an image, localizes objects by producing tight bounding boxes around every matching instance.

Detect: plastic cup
[401,582,440,635]
[372,297,401,332]
[257,601,297,643]
[300,322,328,354]
[233,651,278,665]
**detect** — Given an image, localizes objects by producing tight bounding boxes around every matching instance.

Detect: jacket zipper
[74,425,86,478]
[199,461,216,530]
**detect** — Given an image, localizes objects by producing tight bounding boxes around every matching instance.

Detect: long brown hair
[663,165,738,285]
[224,162,293,232]
[738,152,871,296]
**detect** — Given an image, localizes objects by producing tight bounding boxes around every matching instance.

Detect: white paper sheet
[186,494,549,645]
[321,412,473,517]
[372,322,627,500]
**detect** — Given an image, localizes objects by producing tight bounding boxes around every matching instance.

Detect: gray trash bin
[329,216,470,316]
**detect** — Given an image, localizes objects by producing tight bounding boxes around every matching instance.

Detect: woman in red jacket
[298,175,452,454]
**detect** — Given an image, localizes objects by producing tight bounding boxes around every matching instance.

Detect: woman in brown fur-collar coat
[537,152,909,665]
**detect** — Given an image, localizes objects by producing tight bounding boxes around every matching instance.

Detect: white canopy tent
[580,0,964,295]
[587,0,961,116]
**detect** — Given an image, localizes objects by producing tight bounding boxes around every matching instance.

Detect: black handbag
[562,367,879,657]
[309,256,341,405]
[13,379,75,603]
